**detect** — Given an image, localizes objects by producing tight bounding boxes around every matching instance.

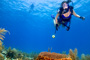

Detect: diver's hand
[80,16,85,20]
[56,24,58,31]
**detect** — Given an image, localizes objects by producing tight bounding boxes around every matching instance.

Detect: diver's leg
[62,23,65,28]
[62,21,65,28]
[61,21,70,31]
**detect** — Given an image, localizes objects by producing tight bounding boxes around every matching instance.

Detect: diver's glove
[80,16,85,20]
[56,24,58,31]
[66,26,70,31]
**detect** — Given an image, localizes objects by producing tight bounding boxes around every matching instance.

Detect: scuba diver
[51,0,85,38]
[29,3,34,12]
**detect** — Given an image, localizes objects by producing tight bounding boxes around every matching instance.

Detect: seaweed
[6,47,15,59]
[29,52,39,60]
[48,47,52,52]
[6,47,23,59]
[62,51,66,54]
[81,54,90,60]
[0,40,2,53]
[0,53,4,60]
[85,55,90,60]
[69,48,77,60]
[81,54,86,60]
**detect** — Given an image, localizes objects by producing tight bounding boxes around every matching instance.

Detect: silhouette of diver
[29,4,34,12]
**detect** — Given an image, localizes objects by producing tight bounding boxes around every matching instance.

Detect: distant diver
[29,3,34,12]
[51,0,85,38]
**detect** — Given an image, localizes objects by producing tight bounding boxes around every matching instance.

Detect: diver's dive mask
[62,2,69,14]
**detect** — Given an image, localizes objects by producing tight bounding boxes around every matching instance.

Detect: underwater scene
[0,0,90,60]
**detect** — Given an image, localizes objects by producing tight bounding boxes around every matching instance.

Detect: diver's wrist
[79,16,85,20]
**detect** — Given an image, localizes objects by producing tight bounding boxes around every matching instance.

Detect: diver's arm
[55,13,60,31]
[55,13,59,24]
[73,10,80,18]
[73,10,85,20]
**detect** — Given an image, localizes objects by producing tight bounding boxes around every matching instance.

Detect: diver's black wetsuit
[58,6,73,26]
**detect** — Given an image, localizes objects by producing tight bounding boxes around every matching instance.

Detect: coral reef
[6,47,16,59]
[0,28,9,60]
[81,54,86,60]
[29,52,39,60]
[5,47,37,60]
[85,55,90,60]
[62,51,66,54]
[0,28,90,60]
[36,52,72,60]
[81,54,90,60]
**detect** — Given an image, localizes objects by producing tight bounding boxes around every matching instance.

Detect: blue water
[0,0,90,57]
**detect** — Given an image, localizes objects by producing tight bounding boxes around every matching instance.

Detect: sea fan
[69,48,77,60]
[0,28,10,40]
[0,28,10,52]
[0,40,2,52]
